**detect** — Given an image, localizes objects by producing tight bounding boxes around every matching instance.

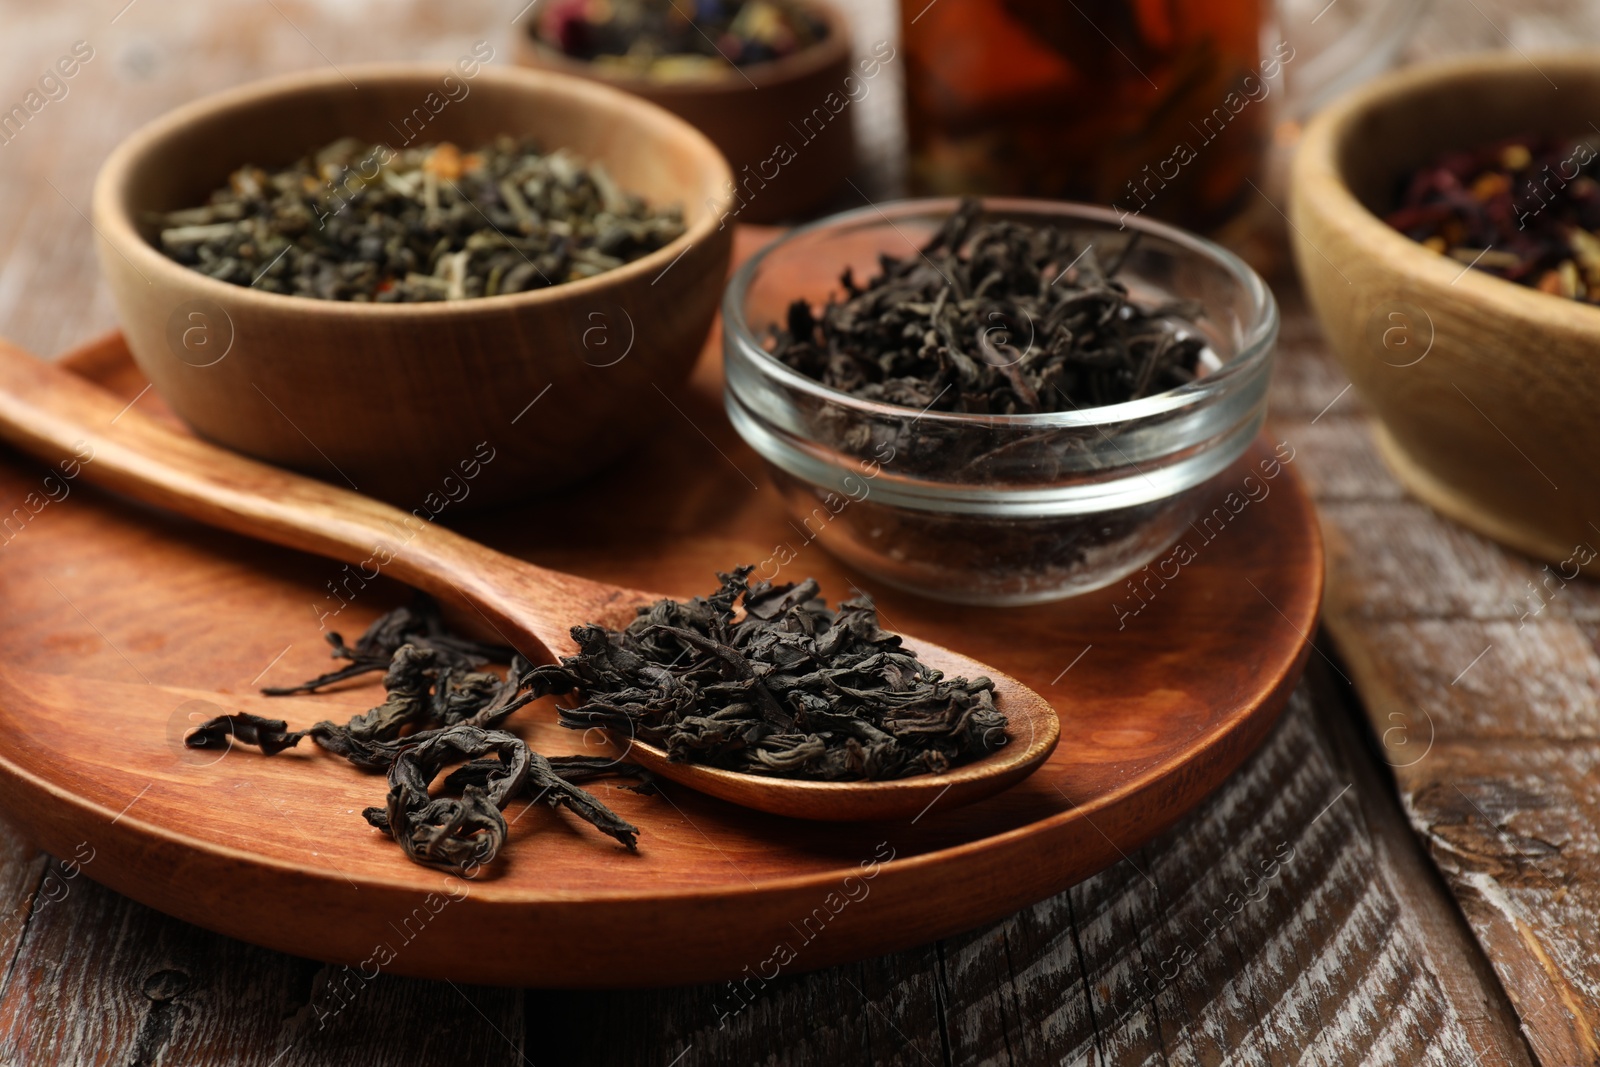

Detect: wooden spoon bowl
[616,636,1058,821]
[0,340,1057,821]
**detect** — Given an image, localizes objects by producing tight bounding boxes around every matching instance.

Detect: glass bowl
[722,198,1278,605]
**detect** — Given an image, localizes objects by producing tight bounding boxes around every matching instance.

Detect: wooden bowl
[1290,52,1600,574]
[515,0,857,224]
[92,63,733,508]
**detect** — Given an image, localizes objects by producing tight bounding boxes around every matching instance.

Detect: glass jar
[900,0,1426,232]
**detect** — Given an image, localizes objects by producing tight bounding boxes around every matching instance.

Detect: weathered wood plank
[0,0,1559,1063]
[0,826,45,1005]
[1312,664,1536,1067]
[1338,618,1600,742]
[1320,500,1547,622]
[1267,287,1370,424]
[1305,523,1600,1063]
[518,691,1512,1067]
[1283,315,1600,1067]
[0,861,528,1066]
[1278,416,1408,504]
[1399,743,1600,1067]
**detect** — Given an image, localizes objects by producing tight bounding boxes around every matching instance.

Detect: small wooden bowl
[515,0,857,224]
[92,63,733,508]
[1290,52,1600,575]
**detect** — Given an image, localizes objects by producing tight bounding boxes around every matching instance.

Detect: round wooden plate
[0,299,1319,989]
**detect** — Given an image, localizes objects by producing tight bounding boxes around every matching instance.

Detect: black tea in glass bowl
[746,198,1228,604]
[770,197,1207,419]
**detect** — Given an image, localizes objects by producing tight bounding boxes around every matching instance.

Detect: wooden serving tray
[0,248,1319,989]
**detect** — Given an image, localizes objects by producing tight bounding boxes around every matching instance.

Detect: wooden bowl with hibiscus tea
[517,0,861,224]
[92,62,732,507]
[1290,51,1600,575]
[723,197,1279,605]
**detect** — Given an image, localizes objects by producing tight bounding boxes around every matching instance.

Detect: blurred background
[0,0,1592,359]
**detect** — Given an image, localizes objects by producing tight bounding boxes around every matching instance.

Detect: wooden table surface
[0,1,1593,1064]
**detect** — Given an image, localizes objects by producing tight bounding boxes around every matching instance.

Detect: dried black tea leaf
[262,595,511,696]
[516,751,642,849]
[361,724,639,873]
[184,712,306,756]
[445,754,656,794]
[154,136,685,301]
[769,197,1206,415]
[185,601,646,874]
[369,725,530,871]
[546,567,1009,780]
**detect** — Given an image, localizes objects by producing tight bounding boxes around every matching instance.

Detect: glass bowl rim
[722,196,1279,429]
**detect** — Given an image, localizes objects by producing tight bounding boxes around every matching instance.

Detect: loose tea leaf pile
[542,568,1010,779]
[187,571,1003,870]
[155,136,685,301]
[540,0,827,80]
[1385,134,1600,302]
[770,198,1208,414]
[187,597,648,874]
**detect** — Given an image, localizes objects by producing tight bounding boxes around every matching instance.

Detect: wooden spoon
[0,341,1059,821]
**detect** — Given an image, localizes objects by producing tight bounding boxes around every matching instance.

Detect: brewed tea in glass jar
[901,0,1424,231]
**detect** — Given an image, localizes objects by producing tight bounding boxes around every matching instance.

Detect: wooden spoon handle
[0,338,613,659]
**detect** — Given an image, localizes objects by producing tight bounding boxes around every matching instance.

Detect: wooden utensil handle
[0,339,601,659]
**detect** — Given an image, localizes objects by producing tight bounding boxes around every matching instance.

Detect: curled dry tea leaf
[154,136,685,302]
[184,712,306,756]
[369,725,530,871]
[184,597,647,875]
[362,725,643,873]
[544,567,1010,780]
[262,597,511,696]
[770,197,1207,415]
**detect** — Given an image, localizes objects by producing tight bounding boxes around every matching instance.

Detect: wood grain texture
[0,0,1561,1061]
[0,291,1310,984]
[465,688,1530,1065]
[0,865,529,1067]
[0,686,1520,1066]
[1327,614,1600,1067]
[1291,51,1600,575]
[1277,243,1600,1065]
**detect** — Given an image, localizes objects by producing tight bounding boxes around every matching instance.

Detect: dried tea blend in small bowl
[538,0,829,81]
[1384,134,1600,301]
[153,135,685,301]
